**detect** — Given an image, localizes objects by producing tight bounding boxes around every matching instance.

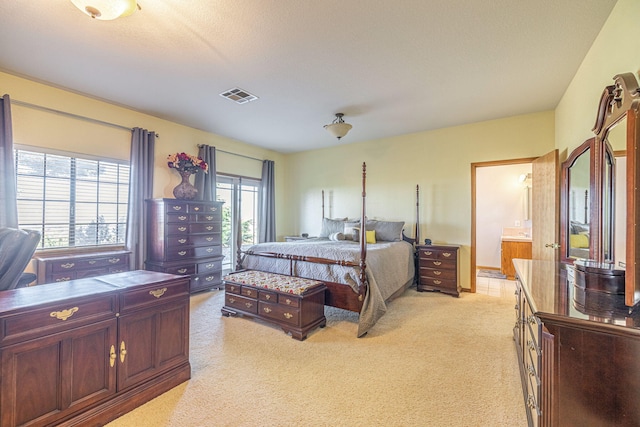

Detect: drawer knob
[178,239,187,244]
[528,315,537,325]
[433,261,442,266]
[527,363,536,377]
[265,294,271,300]
[230,286,236,292]
[109,344,116,368]
[178,251,187,256]
[526,395,536,409]
[56,277,71,282]
[206,226,213,231]
[50,306,79,321]
[245,302,253,308]
[178,268,187,274]
[206,216,214,220]
[207,248,213,253]
[206,276,214,281]
[263,307,272,313]
[173,206,182,211]
[229,297,236,303]
[108,258,120,264]
[61,262,75,269]
[89,260,97,265]
[527,339,537,352]
[433,271,442,276]
[149,287,167,298]
[194,207,200,211]
[285,298,292,305]
[178,215,187,221]
[206,237,213,241]
[212,207,217,211]
[424,251,433,256]
[206,263,214,268]
[433,280,442,285]
[443,253,452,257]
[283,313,293,319]
[120,341,127,363]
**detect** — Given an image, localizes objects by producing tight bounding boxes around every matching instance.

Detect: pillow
[570,233,589,248]
[352,228,377,243]
[343,220,360,241]
[329,232,345,241]
[372,220,405,242]
[570,221,589,235]
[319,218,346,238]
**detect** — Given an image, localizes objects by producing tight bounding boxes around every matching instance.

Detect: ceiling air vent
[219,88,259,104]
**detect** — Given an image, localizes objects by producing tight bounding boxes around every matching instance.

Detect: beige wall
[286,111,555,289]
[555,0,640,157]
[1,71,290,238]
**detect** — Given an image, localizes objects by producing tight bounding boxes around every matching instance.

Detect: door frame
[470,157,537,293]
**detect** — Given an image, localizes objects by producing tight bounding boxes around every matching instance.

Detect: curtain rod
[198,145,264,163]
[11,99,159,137]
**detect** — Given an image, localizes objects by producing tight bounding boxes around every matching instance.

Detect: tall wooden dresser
[145,198,224,293]
[416,244,461,297]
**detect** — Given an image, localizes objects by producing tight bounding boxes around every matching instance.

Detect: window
[15,148,130,249]
[216,175,260,273]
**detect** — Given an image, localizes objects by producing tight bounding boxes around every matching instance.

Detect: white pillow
[329,232,345,241]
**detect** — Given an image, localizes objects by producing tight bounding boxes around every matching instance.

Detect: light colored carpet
[106,288,527,427]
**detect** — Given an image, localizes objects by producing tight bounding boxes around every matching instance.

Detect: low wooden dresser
[0,270,190,426]
[416,244,461,297]
[35,250,130,284]
[145,198,224,293]
[221,270,327,340]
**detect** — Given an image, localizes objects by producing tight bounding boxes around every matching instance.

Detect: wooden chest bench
[221,270,327,340]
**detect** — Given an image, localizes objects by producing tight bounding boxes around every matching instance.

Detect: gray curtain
[125,128,155,270]
[258,160,276,242]
[195,144,217,201]
[0,95,18,228]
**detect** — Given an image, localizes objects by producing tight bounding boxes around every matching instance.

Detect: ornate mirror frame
[591,73,640,307]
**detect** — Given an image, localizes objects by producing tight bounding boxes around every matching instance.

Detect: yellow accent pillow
[570,233,589,248]
[365,230,376,244]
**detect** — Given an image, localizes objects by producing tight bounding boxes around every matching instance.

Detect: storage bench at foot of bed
[221,270,327,340]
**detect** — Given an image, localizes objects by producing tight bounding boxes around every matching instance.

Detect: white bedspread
[241,239,415,336]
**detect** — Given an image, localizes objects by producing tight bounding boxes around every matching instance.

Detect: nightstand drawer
[419,266,456,281]
[419,258,456,270]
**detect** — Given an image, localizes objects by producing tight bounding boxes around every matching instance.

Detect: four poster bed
[233,162,418,336]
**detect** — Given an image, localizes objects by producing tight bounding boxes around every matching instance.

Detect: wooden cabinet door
[0,319,117,426]
[117,299,189,391]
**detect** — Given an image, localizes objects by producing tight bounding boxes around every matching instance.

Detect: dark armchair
[0,228,41,290]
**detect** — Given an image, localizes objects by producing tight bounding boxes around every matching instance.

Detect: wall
[476,163,533,269]
[555,0,640,157]
[286,111,555,289]
[0,71,291,239]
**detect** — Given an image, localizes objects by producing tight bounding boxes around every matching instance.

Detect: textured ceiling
[0,0,618,153]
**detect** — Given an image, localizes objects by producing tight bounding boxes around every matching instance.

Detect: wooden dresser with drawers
[145,198,224,293]
[416,244,461,297]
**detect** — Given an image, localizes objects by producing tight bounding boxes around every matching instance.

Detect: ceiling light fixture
[324,113,352,140]
[70,0,139,20]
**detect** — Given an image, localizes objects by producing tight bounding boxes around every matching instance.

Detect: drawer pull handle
[178,227,187,232]
[245,302,253,309]
[246,290,253,296]
[206,226,213,231]
[178,239,187,244]
[206,263,214,268]
[263,307,272,313]
[443,253,452,257]
[212,207,217,211]
[285,298,292,305]
[424,251,433,256]
[207,248,213,253]
[230,286,236,292]
[528,315,537,325]
[61,262,75,269]
[206,216,214,220]
[178,215,187,221]
[173,206,182,211]
[206,237,213,241]
[527,339,537,352]
[56,277,71,282]
[149,287,167,298]
[178,251,187,256]
[433,280,442,285]
[194,207,200,211]
[433,271,442,276]
[109,345,116,368]
[514,304,519,310]
[526,395,536,409]
[108,258,120,264]
[229,298,236,303]
[120,341,127,363]
[206,276,214,281]
[265,294,271,300]
[283,313,293,319]
[433,261,442,266]
[178,268,188,274]
[50,306,79,321]
[89,260,97,265]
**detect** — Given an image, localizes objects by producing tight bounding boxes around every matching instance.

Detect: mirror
[560,138,614,264]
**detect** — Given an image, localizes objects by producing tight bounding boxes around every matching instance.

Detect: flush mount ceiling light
[324,113,352,140]
[70,0,139,20]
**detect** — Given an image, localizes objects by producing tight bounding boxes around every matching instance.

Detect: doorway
[470,158,536,293]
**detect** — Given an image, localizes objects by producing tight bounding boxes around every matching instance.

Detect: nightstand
[416,244,460,297]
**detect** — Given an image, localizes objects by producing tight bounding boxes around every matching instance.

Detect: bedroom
[0,0,638,425]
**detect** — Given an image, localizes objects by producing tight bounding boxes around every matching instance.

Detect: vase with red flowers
[167,152,209,200]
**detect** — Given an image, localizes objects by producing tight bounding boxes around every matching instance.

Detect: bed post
[322,189,325,219]
[235,178,243,271]
[359,162,367,302]
[415,184,420,244]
